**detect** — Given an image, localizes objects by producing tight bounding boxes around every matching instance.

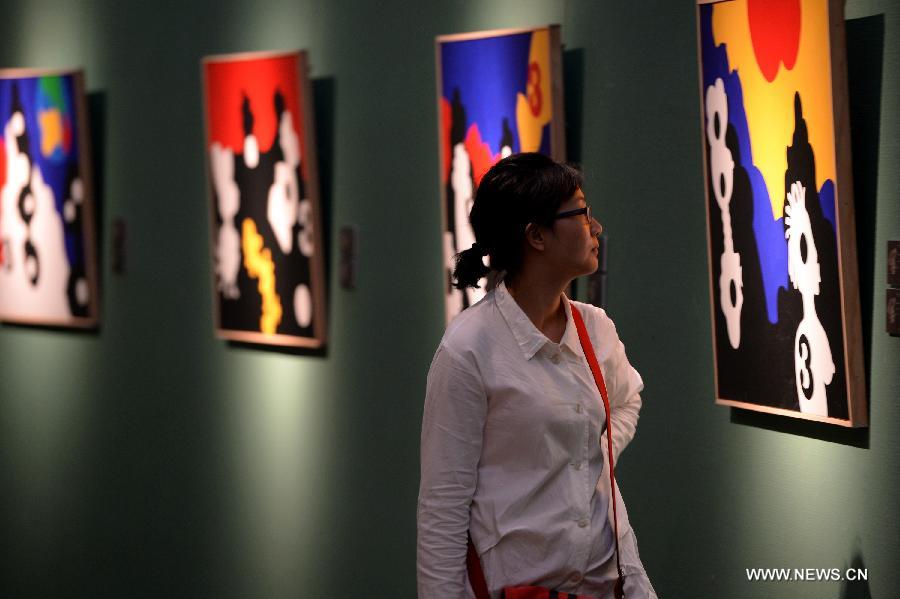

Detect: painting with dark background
[203,50,326,347]
[698,0,865,425]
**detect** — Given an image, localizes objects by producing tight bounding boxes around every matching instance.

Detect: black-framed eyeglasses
[553,206,592,225]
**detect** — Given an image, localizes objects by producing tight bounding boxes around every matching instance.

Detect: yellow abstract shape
[38,109,64,157]
[241,218,282,334]
[713,0,835,218]
[516,29,553,152]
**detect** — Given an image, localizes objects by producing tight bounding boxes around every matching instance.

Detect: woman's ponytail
[452,243,491,290]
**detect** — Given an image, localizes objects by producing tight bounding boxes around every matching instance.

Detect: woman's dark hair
[452,152,583,289]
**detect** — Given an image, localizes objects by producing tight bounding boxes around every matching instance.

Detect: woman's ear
[524,222,547,252]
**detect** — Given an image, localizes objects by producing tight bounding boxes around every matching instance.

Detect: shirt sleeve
[417,343,488,598]
[597,314,644,463]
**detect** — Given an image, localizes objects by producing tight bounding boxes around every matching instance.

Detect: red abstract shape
[440,97,452,184]
[0,140,5,189]
[527,62,542,116]
[0,141,4,266]
[63,117,72,156]
[747,0,802,82]
[204,54,305,175]
[464,123,501,186]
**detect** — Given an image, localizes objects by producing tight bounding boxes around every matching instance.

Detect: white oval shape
[64,199,76,223]
[294,284,312,328]
[76,277,90,306]
[243,135,260,169]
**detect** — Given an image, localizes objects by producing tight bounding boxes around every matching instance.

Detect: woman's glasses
[553,205,592,225]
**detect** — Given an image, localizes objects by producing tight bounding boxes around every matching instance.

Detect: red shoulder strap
[570,304,625,598]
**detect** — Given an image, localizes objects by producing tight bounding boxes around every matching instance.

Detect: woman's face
[543,188,603,279]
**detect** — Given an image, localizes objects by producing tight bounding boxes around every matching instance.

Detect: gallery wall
[0,0,897,597]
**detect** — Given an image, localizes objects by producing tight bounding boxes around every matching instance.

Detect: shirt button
[570,572,583,583]
[575,404,584,414]
[573,461,584,471]
[578,518,589,528]
[550,353,560,364]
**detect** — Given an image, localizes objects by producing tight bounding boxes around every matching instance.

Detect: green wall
[0,1,897,597]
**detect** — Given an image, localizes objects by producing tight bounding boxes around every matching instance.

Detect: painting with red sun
[696,0,865,426]
[435,26,565,323]
[202,50,327,348]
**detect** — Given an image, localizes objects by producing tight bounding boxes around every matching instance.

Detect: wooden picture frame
[695,0,866,426]
[435,25,565,323]
[202,50,327,348]
[0,67,100,328]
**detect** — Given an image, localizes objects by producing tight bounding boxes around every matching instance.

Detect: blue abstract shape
[441,32,532,155]
[537,122,551,156]
[818,179,836,233]
[0,76,81,266]
[700,5,789,324]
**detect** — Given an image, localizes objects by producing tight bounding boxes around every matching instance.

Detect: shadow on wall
[729,13,885,448]
[845,13,885,391]
[730,408,868,447]
[563,47,584,165]
[88,91,107,287]
[227,339,327,357]
[839,549,871,599]
[312,76,335,292]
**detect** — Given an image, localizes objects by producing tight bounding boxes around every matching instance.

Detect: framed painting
[696,0,866,426]
[0,68,99,328]
[436,25,565,323]
[202,50,326,348]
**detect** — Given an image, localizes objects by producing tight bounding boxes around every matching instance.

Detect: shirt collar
[558,294,583,356]
[496,281,582,360]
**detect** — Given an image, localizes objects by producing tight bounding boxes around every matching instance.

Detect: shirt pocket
[484,380,585,472]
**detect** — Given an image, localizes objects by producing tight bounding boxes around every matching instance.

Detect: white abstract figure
[449,143,487,311]
[705,78,743,348]
[75,277,89,307]
[267,110,301,255]
[71,178,83,204]
[1,239,9,272]
[297,198,314,258]
[784,181,834,415]
[209,142,241,299]
[70,176,89,308]
[63,177,82,224]
[443,231,463,323]
[0,111,71,318]
[293,283,312,328]
[243,133,260,169]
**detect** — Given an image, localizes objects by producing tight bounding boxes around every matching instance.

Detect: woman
[417,153,656,598]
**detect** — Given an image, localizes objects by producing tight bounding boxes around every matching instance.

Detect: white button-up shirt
[418,282,653,598]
